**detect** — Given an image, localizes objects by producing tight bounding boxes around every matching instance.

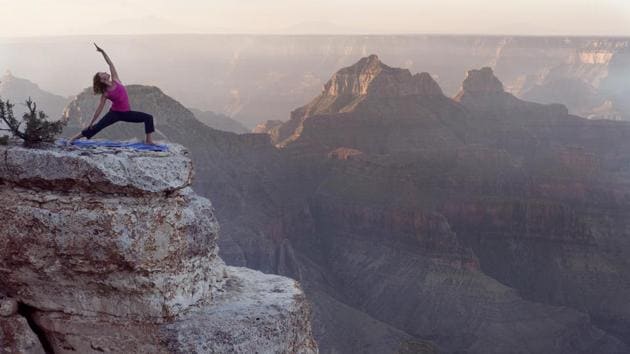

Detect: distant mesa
[453,66,509,105]
[458,67,504,95]
[452,66,569,117]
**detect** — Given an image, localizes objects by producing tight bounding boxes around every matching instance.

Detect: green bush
[0,97,66,147]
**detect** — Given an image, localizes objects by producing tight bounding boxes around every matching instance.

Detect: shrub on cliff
[0,97,65,146]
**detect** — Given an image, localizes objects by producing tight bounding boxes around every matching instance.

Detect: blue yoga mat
[57,139,169,152]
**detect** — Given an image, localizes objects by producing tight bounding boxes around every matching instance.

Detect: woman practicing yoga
[69,43,155,144]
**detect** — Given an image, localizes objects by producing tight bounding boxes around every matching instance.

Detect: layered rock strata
[0,295,45,354]
[0,143,317,353]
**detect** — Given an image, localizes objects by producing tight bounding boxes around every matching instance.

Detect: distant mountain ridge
[3,35,628,128]
[0,71,69,119]
[189,107,249,133]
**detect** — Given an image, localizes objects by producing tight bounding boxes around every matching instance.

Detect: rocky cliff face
[1,294,45,354]
[0,142,317,353]
[61,85,293,276]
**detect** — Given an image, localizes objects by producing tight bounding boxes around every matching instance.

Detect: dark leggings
[81,110,155,139]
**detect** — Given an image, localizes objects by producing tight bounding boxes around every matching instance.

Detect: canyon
[57,54,630,353]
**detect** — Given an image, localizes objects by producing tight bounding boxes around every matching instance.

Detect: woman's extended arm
[94,43,119,81]
[87,95,107,128]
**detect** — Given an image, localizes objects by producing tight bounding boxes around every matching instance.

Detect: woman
[69,43,155,144]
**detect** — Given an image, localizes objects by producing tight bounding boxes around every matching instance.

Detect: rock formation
[0,142,317,353]
[1,294,45,354]
[267,54,445,147]
[458,67,504,95]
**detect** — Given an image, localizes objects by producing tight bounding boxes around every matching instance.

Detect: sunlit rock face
[0,143,318,353]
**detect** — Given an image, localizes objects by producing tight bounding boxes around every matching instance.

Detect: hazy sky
[1,0,629,37]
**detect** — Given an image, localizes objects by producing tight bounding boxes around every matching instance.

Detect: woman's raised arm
[94,43,119,81]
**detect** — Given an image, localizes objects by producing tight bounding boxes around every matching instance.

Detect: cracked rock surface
[0,142,318,353]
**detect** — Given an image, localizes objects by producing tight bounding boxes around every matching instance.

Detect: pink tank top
[106,80,131,112]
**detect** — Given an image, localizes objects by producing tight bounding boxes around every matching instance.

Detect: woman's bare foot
[145,133,154,145]
[67,132,84,145]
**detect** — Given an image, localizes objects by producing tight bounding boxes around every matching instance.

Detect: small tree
[0,97,65,147]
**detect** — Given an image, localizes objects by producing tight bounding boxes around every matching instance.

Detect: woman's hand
[93,42,104,53]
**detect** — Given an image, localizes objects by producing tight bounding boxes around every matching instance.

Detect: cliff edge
[0,142,318,353]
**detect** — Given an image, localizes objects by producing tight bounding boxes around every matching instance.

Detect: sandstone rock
[29,267,317,354]
[0,313,46,354]
[454,66,571,119]
[0,296,18,317]
[0,185,224,320]
[322,54,443,99]
[0,143,317,353]
[0,143,193,194]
